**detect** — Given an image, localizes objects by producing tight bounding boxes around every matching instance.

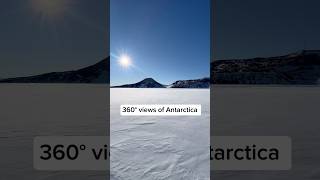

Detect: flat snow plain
[0,84,109,180]
[111,88,210,180]
[213,85,320,180]
[3,85,316,180]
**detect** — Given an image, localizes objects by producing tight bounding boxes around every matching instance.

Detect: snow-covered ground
[3,84,318,180]
[0,84,109,180]
[212,85,320,180]
[110,88,210,180]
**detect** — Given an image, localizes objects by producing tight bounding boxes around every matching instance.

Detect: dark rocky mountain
[113,78,165,88]
[212,50,320,85]
[113,77,210,88]
[169,78,210,88]
[0,57,109,84]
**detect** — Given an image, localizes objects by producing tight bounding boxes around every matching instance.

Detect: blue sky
[214,0,320,60]
[110,0,210,86]
[2,0,320,81]
[0,0,108,78]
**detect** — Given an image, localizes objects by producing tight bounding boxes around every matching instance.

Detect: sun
[118,54,132,68]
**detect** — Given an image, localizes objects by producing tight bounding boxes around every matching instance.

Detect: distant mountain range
[212,50,320,85]
[2,50,319,85]
[0,57,109,84]
[0,56,208,88]
[169,78,210,88]
[112,77,210,88]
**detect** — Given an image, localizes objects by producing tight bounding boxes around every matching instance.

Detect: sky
[214,0,320,60]
[110,0,211,86]
[0,0,108,78]
[2,0,318,82]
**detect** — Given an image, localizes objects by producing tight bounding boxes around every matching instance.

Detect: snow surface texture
[111,88,210,180]
[212,85,320,180]
[0,84,109,180]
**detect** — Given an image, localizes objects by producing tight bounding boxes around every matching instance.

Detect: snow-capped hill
[212,50,320,84]
[113,78,165,88]
[0,57,109,84]
[169,78,210,88]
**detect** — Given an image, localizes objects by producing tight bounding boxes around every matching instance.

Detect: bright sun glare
[118,54,132,68]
